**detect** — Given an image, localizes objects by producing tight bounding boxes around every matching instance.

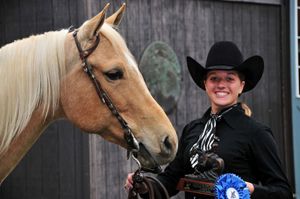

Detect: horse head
[60,4,178,170]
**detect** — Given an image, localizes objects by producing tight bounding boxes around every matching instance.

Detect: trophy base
[177,176,215,196]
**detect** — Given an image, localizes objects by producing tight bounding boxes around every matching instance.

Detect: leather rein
[71,29,140,156]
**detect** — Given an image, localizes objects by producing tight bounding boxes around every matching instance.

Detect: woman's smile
[215,91,229,97]
[204,70,245,113]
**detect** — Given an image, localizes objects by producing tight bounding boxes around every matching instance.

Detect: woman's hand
[246,181,254,194]
[124,173,134,191]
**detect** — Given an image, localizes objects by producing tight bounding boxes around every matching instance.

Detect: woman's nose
[216,79,226,88]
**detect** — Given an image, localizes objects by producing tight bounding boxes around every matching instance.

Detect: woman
[125,41,293,198]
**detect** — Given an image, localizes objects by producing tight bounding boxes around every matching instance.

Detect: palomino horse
[0,4,178,184]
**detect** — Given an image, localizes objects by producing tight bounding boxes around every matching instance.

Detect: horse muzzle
[132,143,162,174]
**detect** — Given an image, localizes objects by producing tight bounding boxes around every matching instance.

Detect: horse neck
[0,106,60,183]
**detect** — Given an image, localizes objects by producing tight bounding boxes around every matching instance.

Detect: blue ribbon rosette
[215,173,250,199]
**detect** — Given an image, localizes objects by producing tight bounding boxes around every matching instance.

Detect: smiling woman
[125,41,292,199]
[204,70,245,114]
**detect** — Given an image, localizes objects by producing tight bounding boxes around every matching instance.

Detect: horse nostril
[164,136,172,150]
[161,136,172,156]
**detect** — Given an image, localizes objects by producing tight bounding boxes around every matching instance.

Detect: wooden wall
[0,0,293,199]
[88,0,293,198]
[0,0,90,198]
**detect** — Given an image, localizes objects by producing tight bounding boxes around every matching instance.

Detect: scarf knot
[190,104,237,170]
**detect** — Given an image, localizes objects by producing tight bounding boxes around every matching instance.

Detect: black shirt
[157,104,292,198]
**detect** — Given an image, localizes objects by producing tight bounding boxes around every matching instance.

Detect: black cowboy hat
[186,41,264,92]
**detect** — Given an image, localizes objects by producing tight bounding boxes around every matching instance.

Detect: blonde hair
[241,102,252,117]
[0,30,68,155]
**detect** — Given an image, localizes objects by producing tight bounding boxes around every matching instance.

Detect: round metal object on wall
[139,41,181,114]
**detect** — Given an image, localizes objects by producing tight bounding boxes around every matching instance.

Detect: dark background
[0,0,293,198]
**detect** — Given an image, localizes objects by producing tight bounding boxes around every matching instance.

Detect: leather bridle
[71,29,140,156]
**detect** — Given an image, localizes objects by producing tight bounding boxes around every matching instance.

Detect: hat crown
[205,41,243,68]
[186,41,264,92]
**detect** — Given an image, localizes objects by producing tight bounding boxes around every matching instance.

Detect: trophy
[177,142,250,198]
[177,142,223,197]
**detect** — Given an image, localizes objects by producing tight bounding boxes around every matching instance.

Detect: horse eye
[105,69,124,81]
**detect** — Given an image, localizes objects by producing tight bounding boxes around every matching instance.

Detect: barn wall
[0,0,293,199]
[89,0,293,198]
[0,0,90,198]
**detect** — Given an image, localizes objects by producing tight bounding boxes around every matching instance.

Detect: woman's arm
[249,126,293,199]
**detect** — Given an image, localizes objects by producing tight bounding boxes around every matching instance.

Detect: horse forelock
[0,30,68,155]
[100,23,138,71]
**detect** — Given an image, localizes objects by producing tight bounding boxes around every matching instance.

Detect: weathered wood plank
[41,124,60,198]
[222,0,281,5]
[251,4,268,122]
[74,127,90,199]
[1,0,20,45]
[232,3,243,49]
[0,1,5,46]
[279,0,294,184]
[162,0,186,132]
[52,0,70,29]
[267,6,285,161]
[213,2,225,41]
[69,0,79,27]
[239,2,254,109]
[58,121,76,199]
[89,135,107,199]
[223,2,234,40]
[0,0,293,198]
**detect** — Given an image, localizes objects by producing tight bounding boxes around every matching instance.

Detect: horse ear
[106,3,126,27]
[82,3,110,39]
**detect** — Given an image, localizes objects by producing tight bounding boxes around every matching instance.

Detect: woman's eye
[105,69,124,81]
[226,76,235,82]
[210,76,219,82]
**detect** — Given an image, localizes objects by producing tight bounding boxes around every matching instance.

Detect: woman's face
[204,70,245,113]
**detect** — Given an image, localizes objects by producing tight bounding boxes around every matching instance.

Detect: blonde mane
[0,30,68,155]
[0,23,136,156]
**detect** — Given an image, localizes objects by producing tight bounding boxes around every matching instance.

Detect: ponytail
[241,102,252,117]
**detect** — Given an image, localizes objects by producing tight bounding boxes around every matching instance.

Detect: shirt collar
[199,103,246,129]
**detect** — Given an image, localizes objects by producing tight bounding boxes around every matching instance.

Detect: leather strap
[71,29,139,153]
[128,172,169,199]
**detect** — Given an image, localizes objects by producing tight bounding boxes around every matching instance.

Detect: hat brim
[186,55,264,93]
[186,56,207,89]
[236,55,264,92]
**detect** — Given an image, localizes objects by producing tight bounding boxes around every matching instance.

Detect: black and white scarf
[190,104,237,169]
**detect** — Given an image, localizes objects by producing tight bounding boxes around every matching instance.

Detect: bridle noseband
[71,29,140,156]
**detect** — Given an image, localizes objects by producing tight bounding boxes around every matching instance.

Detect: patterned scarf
[190,104,237,169]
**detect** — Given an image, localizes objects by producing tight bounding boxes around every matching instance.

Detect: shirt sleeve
[249,125,293,199]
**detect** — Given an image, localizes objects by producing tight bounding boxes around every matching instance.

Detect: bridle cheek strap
[71,29,140,155]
